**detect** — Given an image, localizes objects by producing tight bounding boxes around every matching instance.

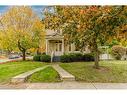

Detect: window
[55,43,62,52]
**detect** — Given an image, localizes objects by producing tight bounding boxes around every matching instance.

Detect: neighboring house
[45,30,90,58]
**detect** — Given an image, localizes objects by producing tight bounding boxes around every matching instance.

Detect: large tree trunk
[93,41,99,69]
[22,50,26,61]
[94,49,99,69]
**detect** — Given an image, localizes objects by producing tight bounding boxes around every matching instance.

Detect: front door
[54,42,62,56]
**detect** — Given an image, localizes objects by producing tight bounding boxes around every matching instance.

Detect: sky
[0,6,51,19]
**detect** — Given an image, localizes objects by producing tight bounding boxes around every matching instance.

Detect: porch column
[62,39,64,55]
[46,39,48,55]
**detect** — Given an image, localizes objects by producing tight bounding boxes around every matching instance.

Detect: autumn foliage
[45,6,127,68]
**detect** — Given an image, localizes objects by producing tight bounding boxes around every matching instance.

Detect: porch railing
[51,51,54,62]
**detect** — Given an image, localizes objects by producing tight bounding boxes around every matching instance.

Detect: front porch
[46,39,64,56]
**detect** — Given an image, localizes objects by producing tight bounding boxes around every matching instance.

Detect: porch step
[53,56,61,62]
[11,65,49,84]
[52,64,75,81]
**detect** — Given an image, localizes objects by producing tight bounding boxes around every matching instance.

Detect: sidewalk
[1,82,127,89]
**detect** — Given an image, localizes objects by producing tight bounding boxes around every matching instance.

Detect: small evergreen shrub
[69,53,83,62]
[82,53,94,61]
[40,55,51,62]
[60,53,83,63]
[75,53,83,61]
[60,54,71,63]
[68,53,77,62]
[33,55,41,61]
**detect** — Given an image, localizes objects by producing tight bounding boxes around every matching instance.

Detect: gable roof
[46,29,62,36]
[45,29,64,39]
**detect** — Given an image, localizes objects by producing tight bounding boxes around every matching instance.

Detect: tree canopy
[0,6,45,60]
[45,6,127,68]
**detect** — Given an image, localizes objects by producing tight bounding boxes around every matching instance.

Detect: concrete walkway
[11,65,49,83]
[52,64,75,81]
[1,82,127,89]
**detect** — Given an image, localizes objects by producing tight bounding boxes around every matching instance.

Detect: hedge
[60,53,94,63]
[40,55,51,62]
[82,53,94,61]
[33,54,51,62]
[60,54,71,63]
[33,55,41,61]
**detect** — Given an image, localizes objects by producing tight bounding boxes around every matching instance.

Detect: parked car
[8,54,20,59]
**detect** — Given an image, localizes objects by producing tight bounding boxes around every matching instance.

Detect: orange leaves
[102,6,112,14]
[79,6,99,15]
[88,6,98,12]
[80,10,84,14]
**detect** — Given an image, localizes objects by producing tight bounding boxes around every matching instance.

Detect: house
[45,30,120,61]
[45,30,90,61]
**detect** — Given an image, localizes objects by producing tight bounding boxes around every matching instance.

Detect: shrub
[111,45,125,60]
[69,53,83,62]
[40,55,51,62]
[68,53,77,62]
[60,53,83,63]
[33,55,41,61]
[75,53,83,61]
[60,53,95,63]
[82,53,94,61]
[60,54,71,63]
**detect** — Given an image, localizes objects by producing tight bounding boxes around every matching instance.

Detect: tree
[1,6,45,60]
[0,29,17,55]
[33,19,45,54]
[45,6,127,69]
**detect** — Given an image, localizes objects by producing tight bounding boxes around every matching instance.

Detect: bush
[33,55,41,61]
[60,53,83,63]
[75,53,83,61]
[40,55,51,62]
[69,53,83,62]
[111,45,125,60]
[82,53,95,61]
[60,54,71,63]
[68,53,77,62]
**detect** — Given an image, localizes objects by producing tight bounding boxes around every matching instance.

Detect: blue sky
[0,6,50,19]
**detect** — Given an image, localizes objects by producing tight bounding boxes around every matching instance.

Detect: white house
[45,30,120,61]
[45,30,90,57]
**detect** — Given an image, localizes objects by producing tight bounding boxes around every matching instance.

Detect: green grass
[60,61,127,83]
[27,66,61,83]
[0,61,46,83]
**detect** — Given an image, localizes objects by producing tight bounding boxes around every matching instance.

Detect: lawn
[0,61,47,83]
[60,61,127,83]
[27,66,61,83]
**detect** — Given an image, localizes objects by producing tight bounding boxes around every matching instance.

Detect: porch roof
[45,35,64,40]
[45,29,64,40]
